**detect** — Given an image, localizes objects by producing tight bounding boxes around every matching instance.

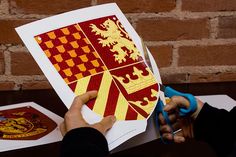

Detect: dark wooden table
[0,82,235,157]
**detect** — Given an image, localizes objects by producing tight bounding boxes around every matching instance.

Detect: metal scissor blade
[141,37,153,72]
[159,83,166,93]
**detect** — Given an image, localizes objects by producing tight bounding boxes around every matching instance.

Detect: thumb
[92,115,116,135]
[164,96,190,112]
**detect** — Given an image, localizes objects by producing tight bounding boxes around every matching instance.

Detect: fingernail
[177,136,185,142]
[110,115,116,122]
[91,90,98,94]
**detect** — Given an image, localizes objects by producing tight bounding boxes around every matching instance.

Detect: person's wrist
[191,98,204,120]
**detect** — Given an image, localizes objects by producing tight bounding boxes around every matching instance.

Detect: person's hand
[159,96,204,143]
[60,90,116,136]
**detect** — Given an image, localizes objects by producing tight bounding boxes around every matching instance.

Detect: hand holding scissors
[141,37,197,143]
[155,85,197,143]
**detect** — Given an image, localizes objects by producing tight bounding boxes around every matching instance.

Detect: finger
[164,96,190,112]
[160,122,181,134]
[71,91,98,111]
[172,122,181,132]
[92,115,116,135]
[162,133,185,143]
[173,135,185,143]
[79,90,98,103]
[162,133,174,141]
[100,115,116,131]
[174,129,183,137]
[67,91,97,123]
[59,122,66,136]
[160,124,172,133]
[159,112,178,125]
[168,113,178,123]
[158,113,166,125]
[64,110,88,130]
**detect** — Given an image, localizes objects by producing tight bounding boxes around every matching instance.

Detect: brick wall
[0,0,236,90]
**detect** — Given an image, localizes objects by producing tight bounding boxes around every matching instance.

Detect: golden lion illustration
[90,18,141,63]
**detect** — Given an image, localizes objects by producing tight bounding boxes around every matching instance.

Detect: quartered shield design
[34,15,159,121]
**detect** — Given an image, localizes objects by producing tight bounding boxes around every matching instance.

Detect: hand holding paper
[60,90,116,136]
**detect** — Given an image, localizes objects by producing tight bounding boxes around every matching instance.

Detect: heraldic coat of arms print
[16,3,162,150]
[34,15,159,121]
[0,106,57,140]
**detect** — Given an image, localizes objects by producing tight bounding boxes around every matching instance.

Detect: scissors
[156,84,197,143]
[141,38,197,143]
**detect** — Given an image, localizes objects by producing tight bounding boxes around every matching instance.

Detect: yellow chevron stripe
[114,93,129,120]
[93,71,112,116]
[74,76,90,95]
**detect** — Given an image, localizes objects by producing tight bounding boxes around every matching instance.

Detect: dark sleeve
[60,127,109,157]
[194,103,236,157]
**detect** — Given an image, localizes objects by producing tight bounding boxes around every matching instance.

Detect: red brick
[218,16,236,39]
[160,72,188,84]
[0,82,16,91]
[182,0,236,12]
[21,81,52,90]
[148,45,173,67]
[136,18,210,41]
[97,0,176,13]
[11,52,43,75]
[0,51,4,74]
[189,72,236,83]
[0,19,33,44]
[10,0,91,14]
[178,45,236,66]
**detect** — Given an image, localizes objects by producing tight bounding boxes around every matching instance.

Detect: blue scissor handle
[155,98,174,144]
[164,86,197,116]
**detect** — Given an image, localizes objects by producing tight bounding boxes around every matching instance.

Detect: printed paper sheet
[0,102,63,152]
[16,3,162,150]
